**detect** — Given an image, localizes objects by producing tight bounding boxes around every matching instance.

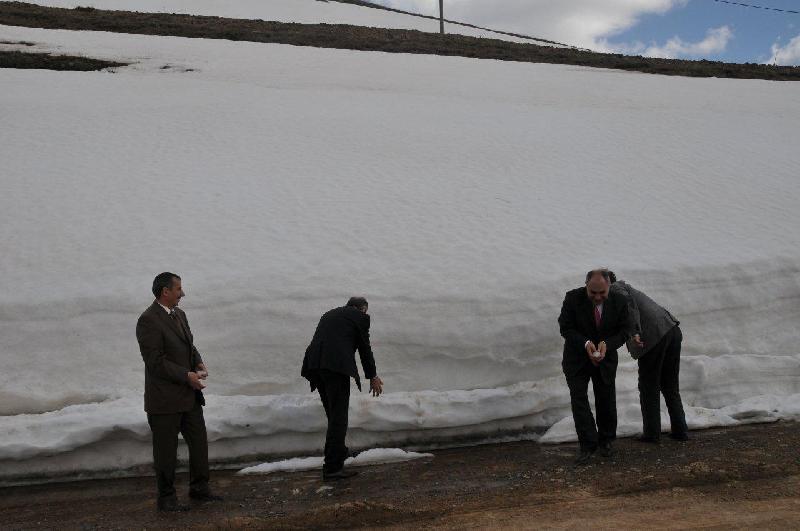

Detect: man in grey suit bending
[609,272,689,443]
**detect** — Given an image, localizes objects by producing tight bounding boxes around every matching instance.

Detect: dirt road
[2,421,799,529]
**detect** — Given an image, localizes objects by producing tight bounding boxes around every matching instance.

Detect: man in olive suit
[136,272,222,511]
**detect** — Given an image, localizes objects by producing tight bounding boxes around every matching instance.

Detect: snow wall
[1,22,800,483]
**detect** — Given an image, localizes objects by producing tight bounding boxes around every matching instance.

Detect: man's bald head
[585,270,610,305]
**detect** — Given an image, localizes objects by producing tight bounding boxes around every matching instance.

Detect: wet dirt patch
[0,50,127,71]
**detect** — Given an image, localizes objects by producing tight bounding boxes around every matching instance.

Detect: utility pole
[439,0,444,34]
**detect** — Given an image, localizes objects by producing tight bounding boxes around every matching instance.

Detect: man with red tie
[558,269,629,465]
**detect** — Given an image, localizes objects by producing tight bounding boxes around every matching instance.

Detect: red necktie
[594,306,601,328]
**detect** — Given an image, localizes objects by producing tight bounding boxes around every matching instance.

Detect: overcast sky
[372,0,800,65]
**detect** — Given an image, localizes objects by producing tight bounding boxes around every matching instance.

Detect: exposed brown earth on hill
[0,49,125,70]
[1,2,799,80]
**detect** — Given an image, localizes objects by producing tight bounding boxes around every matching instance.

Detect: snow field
[1,23,799,481]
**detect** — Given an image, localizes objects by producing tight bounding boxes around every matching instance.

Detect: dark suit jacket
[558,287,629,383]
[136,301,204,414]
[301,306,377,391]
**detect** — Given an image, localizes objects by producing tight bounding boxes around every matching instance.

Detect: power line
[441,17,588,50]
[332,0,587,50]
[712,0,800,14]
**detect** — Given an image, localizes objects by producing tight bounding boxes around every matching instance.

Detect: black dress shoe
[157,498,190,512]
[189,491,224,502]
[573,449,594,466]
[322,468,359,481]
[669,432,689,441]
[598,441,615,458]
[636,435,660,444]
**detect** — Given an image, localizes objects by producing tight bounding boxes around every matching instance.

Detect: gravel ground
[2,421,799,529]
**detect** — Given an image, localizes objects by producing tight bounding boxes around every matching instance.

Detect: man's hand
[633,334,645,348]
[585,341,597,357]
[585,341,601,366]
[369,376,383,397]
[590,341,606,364]
[187,371,206,390]
[196,362,208,380]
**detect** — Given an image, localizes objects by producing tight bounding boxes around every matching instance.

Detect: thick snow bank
[1,25,799,482]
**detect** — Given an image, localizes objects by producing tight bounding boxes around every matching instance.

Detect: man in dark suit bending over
[301,297,383,480]
[136,272,222,511]
[558,269,629,465]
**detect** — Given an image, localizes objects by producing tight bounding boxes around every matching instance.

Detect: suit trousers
[638,325,688,439]
[315,369,351,473]
[146,401,210,501]
[565,364,617,451]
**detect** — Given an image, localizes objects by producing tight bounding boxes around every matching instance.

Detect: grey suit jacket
[610,281,679,360]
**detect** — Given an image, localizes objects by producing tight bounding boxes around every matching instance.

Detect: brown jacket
[136,301,204,414]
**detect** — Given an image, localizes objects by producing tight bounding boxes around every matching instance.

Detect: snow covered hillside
[1,20,799,482]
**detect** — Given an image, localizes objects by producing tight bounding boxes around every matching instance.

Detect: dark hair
[607,270,617,284]
[152,272,180,298]
[585,269,611,283]
[346,296,368,310]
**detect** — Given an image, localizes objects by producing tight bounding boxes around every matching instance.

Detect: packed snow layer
[11,0,534,43]
[237,448,432,475]
[541,392,800,444]
[1,25,800,481]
